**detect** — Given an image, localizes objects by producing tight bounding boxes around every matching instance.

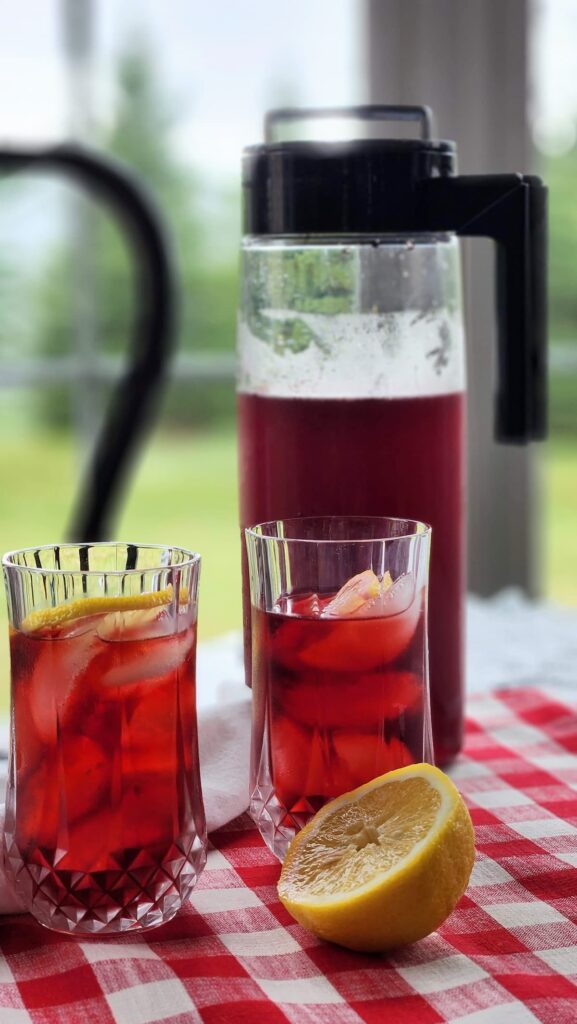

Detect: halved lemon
[278,763,475,953]
[21,584,187,634]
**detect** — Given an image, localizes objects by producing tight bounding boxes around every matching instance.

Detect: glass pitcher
[237,106,547,765]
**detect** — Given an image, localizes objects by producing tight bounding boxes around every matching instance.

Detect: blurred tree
[35,37,238,430]
[0,180,40,365]
[546,146,577,342]
[0,256,23,357]
[544,147,577,436]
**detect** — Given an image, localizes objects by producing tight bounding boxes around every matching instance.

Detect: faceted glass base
[4,831,207,935]
[250,783,318,862]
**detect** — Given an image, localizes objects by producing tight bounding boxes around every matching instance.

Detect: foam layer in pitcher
[238,308,466,399]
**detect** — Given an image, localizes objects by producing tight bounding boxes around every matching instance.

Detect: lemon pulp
[283,776,442,899]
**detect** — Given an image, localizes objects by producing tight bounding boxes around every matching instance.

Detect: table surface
[0,591,576,1024]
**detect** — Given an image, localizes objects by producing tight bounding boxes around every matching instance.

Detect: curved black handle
[0,144,176,538]
[422,173,547,443]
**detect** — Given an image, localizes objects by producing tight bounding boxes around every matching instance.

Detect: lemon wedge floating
[21,584,189,634]
[278,763,475,953]
[324,569,392,617]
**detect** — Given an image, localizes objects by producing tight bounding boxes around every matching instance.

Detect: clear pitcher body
[238,233,466,763]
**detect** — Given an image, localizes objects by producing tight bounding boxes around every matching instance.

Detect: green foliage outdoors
[545,438,577,605]
[35,38,239,431]
[545,147,577,438]
[546,147,577,341]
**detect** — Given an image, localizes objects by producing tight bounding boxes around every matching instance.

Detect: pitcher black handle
[0,144,176,539]
[422,174,547,443]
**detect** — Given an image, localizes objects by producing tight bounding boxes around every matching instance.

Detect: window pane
[0,2,363,709]
[531,0,577,606]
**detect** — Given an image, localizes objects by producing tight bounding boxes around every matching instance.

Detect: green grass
[544,437,577,605]
[0,427,575,712]
[117,429,241,639]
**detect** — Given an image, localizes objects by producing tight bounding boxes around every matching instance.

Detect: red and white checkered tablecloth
[0,685,576,1024]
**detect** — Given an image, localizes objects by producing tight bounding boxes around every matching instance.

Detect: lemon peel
[21,584,190,634]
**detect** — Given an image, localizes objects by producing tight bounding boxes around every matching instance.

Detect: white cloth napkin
[199,698,251,832]
[0,633,251,914]
[196,631,252,831]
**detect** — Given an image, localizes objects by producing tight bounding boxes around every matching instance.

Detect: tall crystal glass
[2,542,206,935]
[246,516,432,860]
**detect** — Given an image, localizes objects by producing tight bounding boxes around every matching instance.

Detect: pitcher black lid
[241,105,548,446]
[243,106,457,235]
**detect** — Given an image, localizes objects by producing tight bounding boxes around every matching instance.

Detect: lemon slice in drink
[278,763,475,953]
[324,569,393,617]
[21,584,182,634]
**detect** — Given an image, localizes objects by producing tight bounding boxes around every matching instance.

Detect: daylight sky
[0,0,362,180]
[0,0,575,262]
[2,0,576,182]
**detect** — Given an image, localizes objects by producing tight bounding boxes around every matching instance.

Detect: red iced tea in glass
[4,594,206,934]
[250,568,432,854]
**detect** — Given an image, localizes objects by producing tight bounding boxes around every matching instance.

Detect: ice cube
[97,605,180,642]
[277,670,421,731]
[332,732,414,789]
[270,714,310,809]
[24,626,101,743]
[304,729,358,801]
[97,626,196,688]
[323,570,382,617]
[63,735,110,821]
[363,573,416,618]
[301,584,422,672]
[43,613,105,640]
[289,593,322,618]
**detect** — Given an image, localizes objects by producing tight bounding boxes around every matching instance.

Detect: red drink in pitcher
[3,554,206,935]
[239,390,465,766]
